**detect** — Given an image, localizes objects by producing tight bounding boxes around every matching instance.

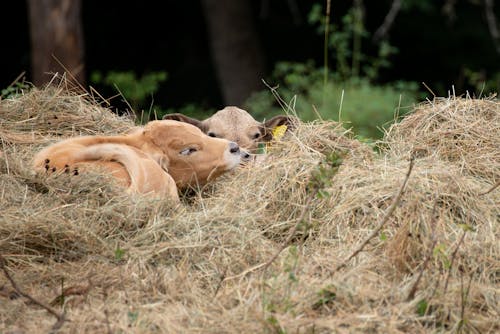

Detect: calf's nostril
[242,151,251,159]
[229,142,240,154]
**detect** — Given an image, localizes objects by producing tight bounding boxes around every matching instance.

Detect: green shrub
[1,80,31,99]
[245,62,418,139]
[246,3,420,140]
[463,68,500,96]
[91,70,167,122]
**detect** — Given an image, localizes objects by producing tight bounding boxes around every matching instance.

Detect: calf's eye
[180,147,197,156]
[252,132,261,139]
[208,132,217,137]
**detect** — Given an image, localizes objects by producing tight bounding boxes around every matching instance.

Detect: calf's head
[163,106,294,155]
[143,120,241,188]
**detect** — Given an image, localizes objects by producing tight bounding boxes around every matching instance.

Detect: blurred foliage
[246,63,418,139]
[162,103,215,121]
[91,70,167,122]
[246,3,421,139]
[1,80,30,99]
[463,68,500,96]
[86,1,497,136]
[90,70,215,123]
[308,3,399,82]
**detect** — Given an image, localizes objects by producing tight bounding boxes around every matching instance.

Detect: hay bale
[383,97,500,181]
[0,153,174,263]
[0,87,134,150]
[0,87,171,263]
[0,87,498,333]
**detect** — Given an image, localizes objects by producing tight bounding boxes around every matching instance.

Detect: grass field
[0,84,498,333]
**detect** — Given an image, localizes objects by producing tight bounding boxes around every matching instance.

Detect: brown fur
[163,106,294,154]
[33,120,242,202]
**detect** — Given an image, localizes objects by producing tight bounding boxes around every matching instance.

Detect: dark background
[1,1,499,109]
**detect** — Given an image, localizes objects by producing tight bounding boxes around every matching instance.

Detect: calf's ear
[162,113,206,131]
[261,115,297,141]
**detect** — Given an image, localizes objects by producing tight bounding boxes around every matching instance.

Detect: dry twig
[479,180,500,196]
[222,191,317,283]
[0,255,66,332]
[334,156,415,273]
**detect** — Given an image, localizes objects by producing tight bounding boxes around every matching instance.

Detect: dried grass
[383,97,499,180]
[0,87,498,333]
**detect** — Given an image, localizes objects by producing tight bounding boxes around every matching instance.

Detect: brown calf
[163,106,294,156]
[33,120,242,202]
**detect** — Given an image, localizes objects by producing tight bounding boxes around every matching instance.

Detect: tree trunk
[27,0,85,86]
[201,0,265,105]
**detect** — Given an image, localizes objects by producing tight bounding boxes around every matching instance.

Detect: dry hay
[383,97,499,180]
[0,87,498,334]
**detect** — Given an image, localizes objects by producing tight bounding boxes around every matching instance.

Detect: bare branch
[0,255,66,331]
[485,0,500,54]
[373,0,402,42]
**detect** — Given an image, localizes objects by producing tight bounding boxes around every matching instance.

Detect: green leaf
[416,299,428,316]
[114,247,126,261]
[313,285,337,309]
[317,189,330,199]
[458,224,475,232]
[128,310,139,324]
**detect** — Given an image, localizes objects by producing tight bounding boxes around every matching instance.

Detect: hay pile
[0,87,498,333]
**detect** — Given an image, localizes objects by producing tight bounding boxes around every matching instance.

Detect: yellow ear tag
[272,125,288,141]
[266,124,288,151]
